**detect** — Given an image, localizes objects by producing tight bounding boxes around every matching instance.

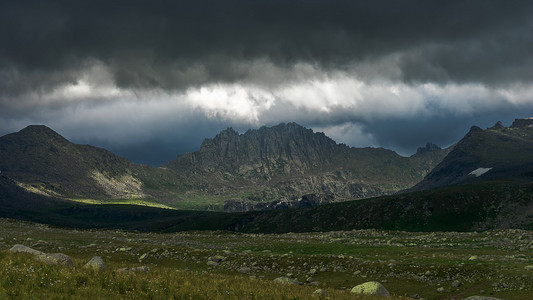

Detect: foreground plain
[0,219,532,299]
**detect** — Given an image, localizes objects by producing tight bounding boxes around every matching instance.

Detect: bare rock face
[36,253,74,267]
[9,244,44,256]
[84,256,106,271]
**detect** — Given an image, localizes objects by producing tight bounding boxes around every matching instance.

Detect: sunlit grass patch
[68,198,176,210]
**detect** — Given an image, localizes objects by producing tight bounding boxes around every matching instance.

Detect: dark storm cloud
[2,0,533,165]
[1,0,533,95]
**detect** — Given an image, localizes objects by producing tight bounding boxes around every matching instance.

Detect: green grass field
[0,218,531,299]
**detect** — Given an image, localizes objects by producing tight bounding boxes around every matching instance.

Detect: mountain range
[0,122,449,211]
[0,118,532,232]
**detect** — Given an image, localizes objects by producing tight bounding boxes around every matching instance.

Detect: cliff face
[168,123,340,179]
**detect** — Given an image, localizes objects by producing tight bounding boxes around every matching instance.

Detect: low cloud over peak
[1,0,533,165]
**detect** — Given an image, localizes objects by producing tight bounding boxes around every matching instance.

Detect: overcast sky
[1,0,533,165]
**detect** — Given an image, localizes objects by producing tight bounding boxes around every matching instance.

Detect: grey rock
[312,289,328,298]
[9,244,44,256]
[84,256,106,271]
[524,265,533,271]
[36,253,74,267]
[452,280,462,288]
[117,266,150,274]
[463,297,503,300]
[208,255,226,263]
[350,281,390,297]
[207,261,219,267]
[273,276,298,285]
[238,267,251,274]
[139,252,149,262]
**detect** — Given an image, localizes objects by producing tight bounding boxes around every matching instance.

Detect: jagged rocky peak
[490,121,505,130]
[415,142,442,155]
[178,122,341,175]
[510,117,533,128]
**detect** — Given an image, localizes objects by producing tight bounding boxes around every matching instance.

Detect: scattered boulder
[9,244,44,256]
[139,253,149,262]
[208,255,226,263]
[84,256,106,271]
[350,281,390,297]
[525,265,533,271]
[464,296,503,300]
[468,255,479,261]
[36,253,74,267]
[312,289,328,298]
[273,276,298,285]
[451,280,462,288]
[238,267,251,274]
[207,261,219,267]
[117,266,150,274]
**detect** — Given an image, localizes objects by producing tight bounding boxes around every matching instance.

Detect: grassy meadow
[0,218,532,299]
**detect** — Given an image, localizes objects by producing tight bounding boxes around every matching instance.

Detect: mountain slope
[0,125,189,203]
[412,118,533,191]
[166,122,450,210]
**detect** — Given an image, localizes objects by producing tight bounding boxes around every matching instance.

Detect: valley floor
[0,218,532,299]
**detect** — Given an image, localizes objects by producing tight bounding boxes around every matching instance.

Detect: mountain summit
[167,123,338,178]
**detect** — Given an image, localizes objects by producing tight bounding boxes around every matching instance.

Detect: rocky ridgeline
[168,123,339,178]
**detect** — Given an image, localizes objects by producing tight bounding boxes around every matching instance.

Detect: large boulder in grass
[350,281,390,297]
[36,253,74,267]
[9,244,44,256]
[84,256,106,271]
[273,276,298,285]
